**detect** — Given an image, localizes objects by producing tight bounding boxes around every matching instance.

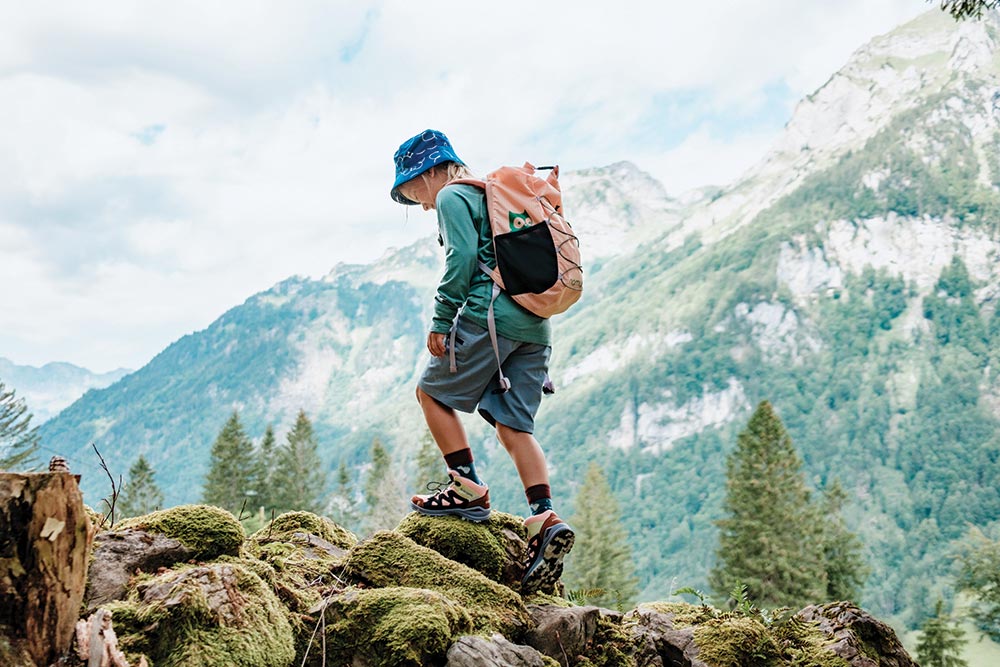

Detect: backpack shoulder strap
[446,178,486,189]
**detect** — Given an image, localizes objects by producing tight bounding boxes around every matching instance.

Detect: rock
[797,602,918,667]
[116,504,244,560]
[447,633,549,667]
[397,511,528,589]
[85,529,195,608]
[311,586,474,667]
[244,519,349,618]
[249,510,357,551]
[345,530,531,636]
[524,604,601,662]
[626,605,705,667]
[107,562,295,667]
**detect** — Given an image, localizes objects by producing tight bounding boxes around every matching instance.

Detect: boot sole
[409,501,491,523]
[522,524,575,593]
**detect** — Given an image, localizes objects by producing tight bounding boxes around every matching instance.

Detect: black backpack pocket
[494,223,558,295]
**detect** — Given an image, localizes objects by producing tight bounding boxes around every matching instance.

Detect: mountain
[0,358,130,424]
[39,9,1000,631]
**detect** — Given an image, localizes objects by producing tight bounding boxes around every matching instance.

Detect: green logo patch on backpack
[508,210,532,231]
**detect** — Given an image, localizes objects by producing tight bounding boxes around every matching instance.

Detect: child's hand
[427,332,447,357]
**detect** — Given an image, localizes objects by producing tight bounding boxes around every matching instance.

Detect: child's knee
[495,423,527,448]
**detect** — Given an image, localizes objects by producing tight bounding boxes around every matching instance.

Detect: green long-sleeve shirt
[430,184,552,346]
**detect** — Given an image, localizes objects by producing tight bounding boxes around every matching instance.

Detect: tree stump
[0,473,95,666]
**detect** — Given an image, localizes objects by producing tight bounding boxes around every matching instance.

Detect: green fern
[567,587,608,605]
[673,586,706,602]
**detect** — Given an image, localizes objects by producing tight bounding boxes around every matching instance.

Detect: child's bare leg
[495,423,549,489]
[416,386,469,456]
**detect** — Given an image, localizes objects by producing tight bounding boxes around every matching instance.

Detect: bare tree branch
[92,443,121,529]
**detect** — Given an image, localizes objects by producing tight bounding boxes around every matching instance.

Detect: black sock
[444,448,483,485]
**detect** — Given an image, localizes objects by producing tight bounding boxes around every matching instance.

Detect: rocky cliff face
[680,9,1000,245]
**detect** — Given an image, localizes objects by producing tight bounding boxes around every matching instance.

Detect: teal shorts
[418,316,550,434]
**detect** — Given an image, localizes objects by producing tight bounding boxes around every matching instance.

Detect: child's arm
[430,188,478,335]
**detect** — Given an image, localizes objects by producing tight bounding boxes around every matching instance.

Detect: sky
[0,1,928,374]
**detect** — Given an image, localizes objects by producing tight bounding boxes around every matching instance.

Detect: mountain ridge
[0,357,131,424]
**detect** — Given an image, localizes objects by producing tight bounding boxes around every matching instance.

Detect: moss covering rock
[117,505,244,560]
[67,505,916,667]
[83,504,105,533]
[624,601,854,667]
[244,532,346,616]
[107,562,294,667]
[345,531,530,636]
[309,586,473,667]
[249,511,356,551]
[396,511,527,588]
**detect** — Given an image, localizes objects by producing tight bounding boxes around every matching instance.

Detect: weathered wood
[0,472,95,667]
[76,609,144,667]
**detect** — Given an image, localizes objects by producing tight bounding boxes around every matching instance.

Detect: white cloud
[0,0,927,372]
[640,127,781,196]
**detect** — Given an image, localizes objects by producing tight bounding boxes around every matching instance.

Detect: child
[390,129,574,592]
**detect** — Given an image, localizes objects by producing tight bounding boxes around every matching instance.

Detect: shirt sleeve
[431,187,479,334]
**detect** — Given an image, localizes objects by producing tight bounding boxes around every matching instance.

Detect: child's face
[398,167,447,211]
[398,177,434,210]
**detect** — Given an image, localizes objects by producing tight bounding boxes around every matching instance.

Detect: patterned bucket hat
[390,129,465,204]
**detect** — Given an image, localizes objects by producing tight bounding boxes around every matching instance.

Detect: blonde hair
[441,161,475,182]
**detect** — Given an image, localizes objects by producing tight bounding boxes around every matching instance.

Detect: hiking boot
[521,510,575,592]
[410,470,491,522]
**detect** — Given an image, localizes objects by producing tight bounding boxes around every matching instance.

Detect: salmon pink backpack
[449,163,583,391]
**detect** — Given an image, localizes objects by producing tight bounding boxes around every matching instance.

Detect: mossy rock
[693,615,776,667]
[691,612,851,667]
[249,511,356,551]
[524,591,574,608]
[83,504,106,533]
[639,601,714,626]
[107,562,295,667]
[215,554,278,588]
[313,586,474,667]
[396,511,526,589]
[117,505,244,560]
[244,530,347,618]
[345,531,531,637]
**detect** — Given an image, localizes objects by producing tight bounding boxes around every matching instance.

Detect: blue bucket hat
[391,129,465,204]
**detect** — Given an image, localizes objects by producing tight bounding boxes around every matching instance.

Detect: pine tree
[251,424,277,513]
[202,411,257,515]
[819,480,868,602]
[0,380,40,471]
[329,460,359,531]
[413,429,443,489]
[957,527,1000,641]
[270,410,327,514]
[564,462,639,610]
[939,0,999,21]
[709,400,827,608]
[916,599,969,667]
[118,455,164,518]
[362,437,406,534]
